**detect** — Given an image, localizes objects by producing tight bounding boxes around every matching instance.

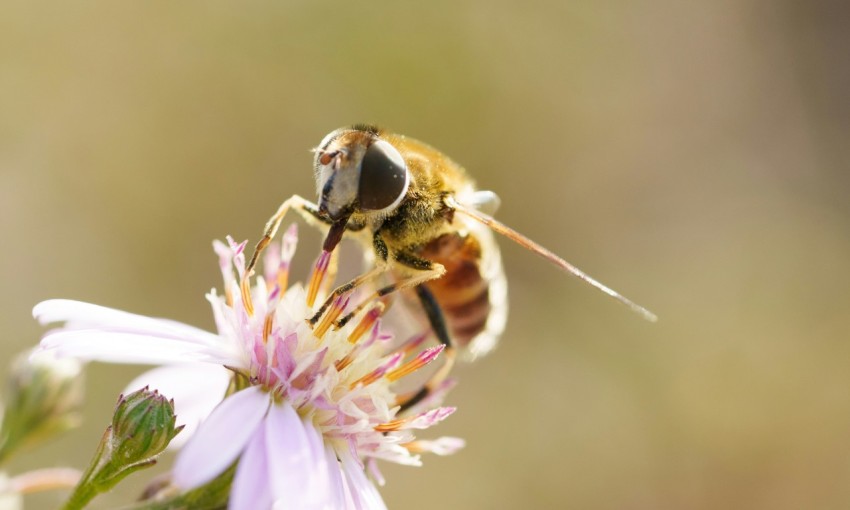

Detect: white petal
[265,404,329,510]
[33,300,218,344]
[39,330,214,365]
[324,446,347,509]
[123,364,230,449]
[408,436,466,456]
[340,452,387,510]
[229,421,273,510]
[173,386,269,489]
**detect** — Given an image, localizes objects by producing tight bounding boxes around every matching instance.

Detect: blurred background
[2,0,849,508]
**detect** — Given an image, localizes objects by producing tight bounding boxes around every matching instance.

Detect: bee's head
[313,125,410,222]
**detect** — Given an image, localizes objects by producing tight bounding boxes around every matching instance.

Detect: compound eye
[358,140,409,212]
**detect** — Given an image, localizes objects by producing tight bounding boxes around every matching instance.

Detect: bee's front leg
[244,194,322,278]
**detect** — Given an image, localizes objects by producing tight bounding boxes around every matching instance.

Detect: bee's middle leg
[307,264,389,326]
[394,282,459,414]
[332,252,446,330]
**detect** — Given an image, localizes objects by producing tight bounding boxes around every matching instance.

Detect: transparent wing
[446,195,658,323]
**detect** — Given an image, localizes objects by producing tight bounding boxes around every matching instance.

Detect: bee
[243,124,656,408]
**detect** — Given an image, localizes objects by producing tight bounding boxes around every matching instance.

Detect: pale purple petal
[173,386,269,489]
[33,300,218,344]
[123,364,229,448]
[230,422,273,510]
[366,459,385,487]
[302,414,328,471]
[265,404,330,509]
[280,224,299,264]
[38,331,214,364]
[263,242,282,288]
[340,452,387,510]
[214,240,237,289]
[402,407,456,430]
[324,445,347,508]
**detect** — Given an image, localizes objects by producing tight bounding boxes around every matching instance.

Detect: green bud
[111,387,182,463]
[0,349,84,464]
[63,387,183,510]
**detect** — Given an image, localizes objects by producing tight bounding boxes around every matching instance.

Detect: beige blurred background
[3,1,850,508]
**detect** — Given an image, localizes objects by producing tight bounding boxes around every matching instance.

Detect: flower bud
[111,387,182,464]
[0,349,83,463]
[62,387,183,510]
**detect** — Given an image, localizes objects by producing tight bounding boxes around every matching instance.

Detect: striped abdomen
[417,230,507,358]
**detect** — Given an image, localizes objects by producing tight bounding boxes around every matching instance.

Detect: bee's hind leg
[395,284,458,413]
[412,285,452,348]
[330,250,457,414]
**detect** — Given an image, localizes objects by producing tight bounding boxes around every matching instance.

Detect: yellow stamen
[402,441,426,453]
[393,348,457,407]
[276,266,289,295]
[240,276,255,317]
[306,251,331,308]
[347,303,385,344]
[313,297,346,340]
[385,346,444,382]
[350,369,384,389]
[319,249,339,300]
[263,313,274,343]
[334,353,354,372]
[374,418,408,433]
[349,353,401,389]
[306,271,322,308]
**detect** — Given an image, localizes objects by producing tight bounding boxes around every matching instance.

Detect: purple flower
[34,225,463,509]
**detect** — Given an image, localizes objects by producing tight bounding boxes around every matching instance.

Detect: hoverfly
[243,125,656,409]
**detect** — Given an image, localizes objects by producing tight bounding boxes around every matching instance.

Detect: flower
[34,225,463,509]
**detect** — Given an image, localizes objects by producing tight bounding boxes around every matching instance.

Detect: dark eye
[358,140,409,211]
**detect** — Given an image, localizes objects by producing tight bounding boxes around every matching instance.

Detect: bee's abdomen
[419,233,491,348]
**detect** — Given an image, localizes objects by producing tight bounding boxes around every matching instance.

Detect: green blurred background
[3,1,850,508]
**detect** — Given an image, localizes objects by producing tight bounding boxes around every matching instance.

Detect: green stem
[60,427,110,510]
